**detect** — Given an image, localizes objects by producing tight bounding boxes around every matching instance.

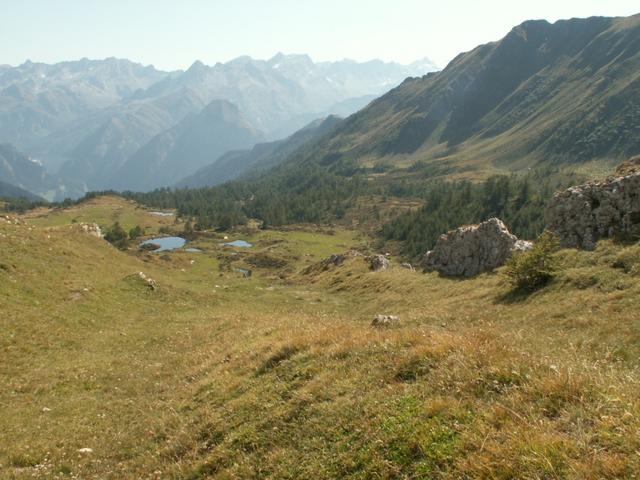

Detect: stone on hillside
[401,263,415,271]
[423,218,531,277]
[371,314,399,327]
[303,250,362,274]
[124,272,157,291]
[368,254,390,272]
[79,223,103,238]
[547,159,640,250]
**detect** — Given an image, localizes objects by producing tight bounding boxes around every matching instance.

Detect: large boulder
[367,254,390,272]
[423,218,532,277]
[547,157,640,250]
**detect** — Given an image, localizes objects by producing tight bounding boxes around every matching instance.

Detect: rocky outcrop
[547,157,640,250]
[423,218,532,277]
[368,254,390,272]
[79,223,103,238]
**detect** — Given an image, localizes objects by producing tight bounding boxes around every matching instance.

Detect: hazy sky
[3,0,639,70]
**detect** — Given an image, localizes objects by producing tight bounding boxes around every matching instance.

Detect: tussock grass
[1,201,640,478]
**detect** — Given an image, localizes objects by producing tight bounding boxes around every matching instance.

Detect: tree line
[3,164,579,262]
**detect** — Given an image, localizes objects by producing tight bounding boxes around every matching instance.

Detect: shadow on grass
[493,280,553,304]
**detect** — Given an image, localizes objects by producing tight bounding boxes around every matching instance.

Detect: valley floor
[1,198,640,479]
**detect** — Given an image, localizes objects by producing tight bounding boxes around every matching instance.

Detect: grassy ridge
[1,200,640,478]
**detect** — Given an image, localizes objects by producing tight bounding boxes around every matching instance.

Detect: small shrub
[505,231,559,290]
[128,225,143,240]
[104,222,129,250]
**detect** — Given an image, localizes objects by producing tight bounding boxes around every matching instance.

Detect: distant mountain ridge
[114,99,263,192]
[0,143,70,200]
[177,115,343,188]
[0,180,43,201]
[0,54,437,196]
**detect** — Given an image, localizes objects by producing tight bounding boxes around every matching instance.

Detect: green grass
[24,195,182,234]
[1,200,640,478]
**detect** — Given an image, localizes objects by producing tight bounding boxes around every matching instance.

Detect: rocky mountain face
[547,156,640,249]
[113,100,263,192]
[285,15,640,176]
[0,58,168,166]
[177,115,343,188]
[142,54,436,138]
[57,88,208,189]
[0,55,435,196]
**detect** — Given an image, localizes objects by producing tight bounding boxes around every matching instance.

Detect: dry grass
[1,201,640,478]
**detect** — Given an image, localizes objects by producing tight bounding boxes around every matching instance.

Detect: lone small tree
[128,225,143,240]
[104,222,129,250]
[505,231,559,291]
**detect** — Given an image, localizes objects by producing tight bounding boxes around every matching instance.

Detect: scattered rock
[368,254,390,272]
[77,448,93,454]
[401,263,415,271]
[79,223,103,238]
[125,272,157,290]
[547,159,640,250]
[303,251,362,274]
[371,314,399,327]
[423,218,532,277]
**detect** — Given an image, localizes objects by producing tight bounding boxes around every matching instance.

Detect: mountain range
[3,14,640,201]
[0,55,437,197]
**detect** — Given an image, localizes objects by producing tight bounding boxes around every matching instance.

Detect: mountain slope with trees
[284,14,640,176]
[176,115,343,188]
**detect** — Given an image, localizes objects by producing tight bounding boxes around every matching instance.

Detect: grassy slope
[285,15,640,184]
[1,200,640,479]
[23,195,182,233]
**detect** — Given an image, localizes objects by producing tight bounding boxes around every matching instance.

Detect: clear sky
[3,0,639,71]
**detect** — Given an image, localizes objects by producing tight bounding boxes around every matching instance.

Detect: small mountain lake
[224,240,253,248]
[139,236,186,252]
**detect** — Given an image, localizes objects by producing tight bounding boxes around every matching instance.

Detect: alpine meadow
[2,2,640,479]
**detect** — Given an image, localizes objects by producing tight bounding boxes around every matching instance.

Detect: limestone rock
[547,162,640,250]
[79,223,103,238]
[368,254,390,272]
[371,314,399,327]
[423,218,531,277]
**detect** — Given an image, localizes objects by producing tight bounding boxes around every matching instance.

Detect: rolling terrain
[1,197,640,478]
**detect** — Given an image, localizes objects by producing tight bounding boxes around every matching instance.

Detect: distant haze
[2,0,639,70]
